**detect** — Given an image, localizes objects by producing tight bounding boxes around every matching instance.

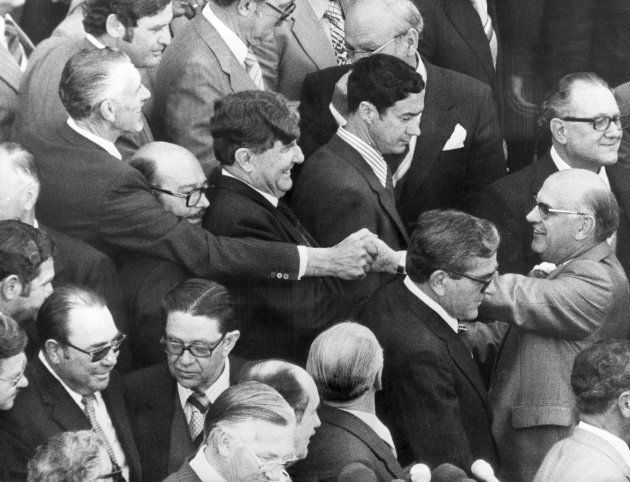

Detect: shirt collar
[403,276,459,332]
[308,0,330,20]
[337,126,389,188]
[177,357,231,409]
[67,118,122,160]
[189,445,227,481]
[222,169,279,207]
[549,146,610,188]
[578,421,630,469]
[341,409,396,449]
[202,3,248,66]
[85,33,106,49]
[415,52,427,82]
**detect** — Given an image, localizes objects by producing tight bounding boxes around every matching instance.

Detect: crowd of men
[2,0,630,480]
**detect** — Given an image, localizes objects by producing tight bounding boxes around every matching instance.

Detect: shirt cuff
[297,245,308,280]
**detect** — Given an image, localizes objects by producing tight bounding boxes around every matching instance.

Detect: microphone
[409,463,431,482]
[431,463,474,482]
[470,459,500,482]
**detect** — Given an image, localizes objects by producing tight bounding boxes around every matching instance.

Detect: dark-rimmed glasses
[151,186,207,207]
[559,114,628,131]
[532,197,591,220]
[264,0,296,23]
[449,270,496,293]
[161,334,225,358]
[64,333,127,363]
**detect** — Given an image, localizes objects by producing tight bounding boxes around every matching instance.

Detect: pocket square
[442,123,467,151]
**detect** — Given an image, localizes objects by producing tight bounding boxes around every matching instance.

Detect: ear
[222,330,240,357]
[105,14,126,39]
[234,148,255,172]
[236,0,256,16]
[44,339,65,365]
[373,367,383,392]
[575,214,596,240]
[428,270,448,296]
[358,101,378,124]
[24,183,40,211]
[0,275,23,301]
[98,98,117,123]
[214,428,235,456]
[550,118,567,145]
[618,391,630,418]
[403,27,418,52]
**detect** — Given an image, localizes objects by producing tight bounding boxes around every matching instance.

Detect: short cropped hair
[538,72,611,130]
[0,220,53,295]
[211,90,300,166]
[83,0,171,37]
[37,285,107,346]
[307,322,383,402]
[204,381,295,439]
[347,54,424,114]
[0,312,27,359]
[238,360,311,422]
[162,279,238,334]
[571,340,630,415]
[406,210,499,284]
[0,142,40,186]
[583,187,619,242]
[59,48,131,120]
[27,431,111,482]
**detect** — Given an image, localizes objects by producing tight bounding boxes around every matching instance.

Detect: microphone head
[409,463,431,482]
[470,459,496,481]
[431,463,474,482]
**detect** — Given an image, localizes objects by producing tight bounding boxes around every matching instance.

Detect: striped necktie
[244,48,265,90]
[82,394,123,478]
[324,0,349,65]
[470,0,497,67]
[187,391,211,440]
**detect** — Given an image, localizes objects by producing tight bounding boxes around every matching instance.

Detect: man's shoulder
[303,64,352,89]
[428,61,492,97]
[164,460,203,482]
[124,363,173,395]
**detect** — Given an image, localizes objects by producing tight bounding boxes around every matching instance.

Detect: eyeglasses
[0,363,26,387]
[449,270,496,293]
[161,334,225,358]
[64,333,127,363]
[532,197,591,220]
[346,30,412,59]
[95,469,125,481]
[559,114,629,131]
[264,0,296,23]
[151,186,207,207]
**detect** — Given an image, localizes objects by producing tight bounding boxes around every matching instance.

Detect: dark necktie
[187,391,211,440]
[82,394,123,477]
[277,201,318,247]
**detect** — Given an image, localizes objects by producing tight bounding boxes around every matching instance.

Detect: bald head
[130,142,209,226]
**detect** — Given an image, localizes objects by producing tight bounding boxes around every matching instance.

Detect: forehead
[568,83,618,116]
[463,254,497,277]
[66,306,117,345]
[166,311,222,340]
[158,155,206,188]
[384,91,424,117]
[110,62,142,95]
[136,2,174,29]
[0,352,26,377]
[31,259,55,284]
[244,420,296,454]
[345,7,394,45]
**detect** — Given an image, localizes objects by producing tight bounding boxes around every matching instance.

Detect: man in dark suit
[361,210,499,471]
[18,49,378,300]
[474,72,629,276]
[291,322,409,481]
[297,0,506,224]
[0,285,141,481]
[294,54,413,300]
[125,279,243,481]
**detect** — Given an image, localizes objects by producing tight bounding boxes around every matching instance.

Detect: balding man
[469,169,630,481]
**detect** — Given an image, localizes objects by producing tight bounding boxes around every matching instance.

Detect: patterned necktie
[470,0,497,67]
[324,0,349,65]
[82,395,122,474]
[4,17,25,67]
[244,48,265,90]
[187,391,211,440]
[277,201,318,247]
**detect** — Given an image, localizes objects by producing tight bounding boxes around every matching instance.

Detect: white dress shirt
[578,421,630,469]
[337,126,389,188]
[403,275,459,333]
[177,357,231,424]
[202,4,248,67]
[38,351,129,480]
[189,444,227,481]
[342,409,396,451]
[549,145,610,188]
[66,118,122,160]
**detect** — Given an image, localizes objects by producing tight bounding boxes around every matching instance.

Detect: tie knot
[81,394,97,407]
[188,392,210,412]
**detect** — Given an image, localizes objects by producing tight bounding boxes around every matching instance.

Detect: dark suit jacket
[0,357,141,481]
[293,135,409,300]
[297,61,506,226]
[124,359,243,482]
[18,0,69,45]
[290,405,407,482]
[203,175,351,364]
[163,459,203,482]
[361,278,499,469]
[17,123,300,283]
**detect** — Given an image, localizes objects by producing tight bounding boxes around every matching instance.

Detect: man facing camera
[361,210,499,470]
[124,279,243,481]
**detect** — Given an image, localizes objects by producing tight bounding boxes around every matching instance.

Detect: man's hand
[304,228,377,280]
[368,238,405,274]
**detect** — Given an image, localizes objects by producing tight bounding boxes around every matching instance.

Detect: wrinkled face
[294,376,321,459]
[0,352,28,410]
[11,258,54,323]
[369,92,423,154]
[441,254,497,320]
[53,306,120,395]
[247,0,294,44]
[165,311,230,392]
[560,83,622,169]
[249,140,304,198]
[109,62,151,134]
[0,164,36,223]
[121,3,173,67]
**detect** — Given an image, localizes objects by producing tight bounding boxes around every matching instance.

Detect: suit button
[277,273,283,279]
[283,274,289,279]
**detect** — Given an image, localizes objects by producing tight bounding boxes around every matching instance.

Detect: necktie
[324,0,349,65]
[470,0,497,67]
[82,394,122,474]
[187,392,211,440]
[277,201,318,247]
[4,17,25,67]
[244,49,265,90]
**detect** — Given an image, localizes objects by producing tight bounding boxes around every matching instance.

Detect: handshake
[305,228,405,280]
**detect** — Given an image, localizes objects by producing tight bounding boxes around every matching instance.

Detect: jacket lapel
[0,47,22,92]
[291,3,337,69]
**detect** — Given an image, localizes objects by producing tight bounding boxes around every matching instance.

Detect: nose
[314,413,321,429]
[101,347,119,366]
[17,374,28,389]
[526,204,541,223]
[177,348,196,366]
[198,191,210,209]
[293,145,305,165]
[140,83,151,101]
[408,117,421,136]
[606,120,623,138]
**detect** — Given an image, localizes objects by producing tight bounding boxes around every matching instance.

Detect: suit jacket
[18,0,69,45]
[203,174,351,363]
[163,459,203,482]
[0,357,141,481]
[290,405,407,482]
[292,134,409,300]
[534,426,630,482]
[253,0,337,101]
[297,61,506,226]
[153,14,257,174]
[124,359,243,482]
[476,242,630,481]
[17,122,300,283]
[360,278,498,469]
[14,36,153,159]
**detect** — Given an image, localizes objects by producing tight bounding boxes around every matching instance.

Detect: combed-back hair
[83,0,171,37]
[583,186,619,242]
[0,312,27,359]
[0,142,40,185]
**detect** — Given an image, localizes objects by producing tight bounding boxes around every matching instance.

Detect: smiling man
[0,285,141,481]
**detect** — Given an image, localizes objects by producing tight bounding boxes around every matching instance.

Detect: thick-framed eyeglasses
[264,0,296,23]
[532,197,591,220]
[151,186,207,207]
[449,270,496,293]
[161,334,225,358]
[95,468,125,481]
[0,364,26,387]
[63,333,127,363]
[559,114,629,131]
